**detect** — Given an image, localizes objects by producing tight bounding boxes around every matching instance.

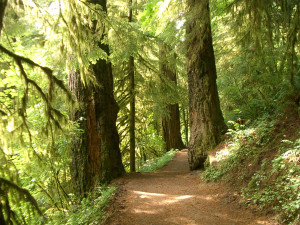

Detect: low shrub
[201,116,300,224]
[45,186,116,225]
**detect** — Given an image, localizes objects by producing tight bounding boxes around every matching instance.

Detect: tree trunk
[187,0,227,170]
[92,43,125,182]
[69,0,124,196]
[160,45,185,151]
[161,116,170,151]
[181,106,189,146]
[162,103,185,151]
[129,0,136,172]
[69,70,90,196]
[129,55,136,172]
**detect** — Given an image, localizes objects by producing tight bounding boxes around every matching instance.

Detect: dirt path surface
[106,150,277,225]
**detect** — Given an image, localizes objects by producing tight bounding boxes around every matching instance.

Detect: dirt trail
[106,150,276,225]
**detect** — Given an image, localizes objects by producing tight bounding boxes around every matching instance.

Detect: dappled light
[106,150,275,225]
[133,190,195,205]
[135,191,166,198]
[0,0,298,224]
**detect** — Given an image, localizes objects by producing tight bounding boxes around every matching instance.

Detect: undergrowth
[44,186,116,225]
[138,149,178,172]
[201,107,300,224]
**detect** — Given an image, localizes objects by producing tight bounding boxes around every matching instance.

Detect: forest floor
[104,149,278,225]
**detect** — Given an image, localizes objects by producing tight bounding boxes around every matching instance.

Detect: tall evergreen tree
[69,0,124,196]
[187,0,227,169]
[160,44,185,151]
[128,0,136,172]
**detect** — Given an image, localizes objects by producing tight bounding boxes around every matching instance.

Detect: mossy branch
[0,44,73,101]
[0,43,74,138]
[0,177,43,216]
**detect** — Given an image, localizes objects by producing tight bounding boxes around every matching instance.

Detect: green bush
[45,186,116,225]
[242,139,300,224]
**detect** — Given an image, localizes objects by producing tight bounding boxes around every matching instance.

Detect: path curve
[106,150,276,225]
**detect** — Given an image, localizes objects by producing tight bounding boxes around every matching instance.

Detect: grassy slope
[138,149,178,172]
[202,104,300,224]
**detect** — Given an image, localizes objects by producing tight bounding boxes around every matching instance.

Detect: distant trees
[212,0,300,120]
[160,44,185,151]
[186,0,227,169]
[128,0,136,173]
[113,0,187,169]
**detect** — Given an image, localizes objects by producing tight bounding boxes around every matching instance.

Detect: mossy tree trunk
[69,70,91,196]
[69,0,124,197]
[187,0,227,170]
[92,41,125,182]
[160,45,185,151]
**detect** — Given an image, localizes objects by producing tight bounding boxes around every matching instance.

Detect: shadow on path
[105,150,276,225]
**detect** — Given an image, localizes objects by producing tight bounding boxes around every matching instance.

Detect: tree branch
[0,44,72,100]
[0,177,43,216]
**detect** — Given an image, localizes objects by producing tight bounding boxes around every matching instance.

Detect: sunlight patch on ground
[133,190,214,204]
[197,195,214,201]
[162,195,194,204]
[133,191,165,198]
[132,190,202,206]
[256,220,272,224]
[133,208,159,214]
[176,195,193,200]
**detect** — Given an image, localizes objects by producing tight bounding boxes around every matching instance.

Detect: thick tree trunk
[69,70,93,196]
[162,104,185,151]
[160,45,185,151]
[69,0,124,196]
[187,0,227,170]
[92,43,125,182]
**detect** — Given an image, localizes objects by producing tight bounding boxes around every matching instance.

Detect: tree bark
[162,103,185,151]
[181,107,189,146]
[187,0,227,170]
[92,41,124,182]
[160,45,185,151]
[69,0,124,196]
[69,70,92,196]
